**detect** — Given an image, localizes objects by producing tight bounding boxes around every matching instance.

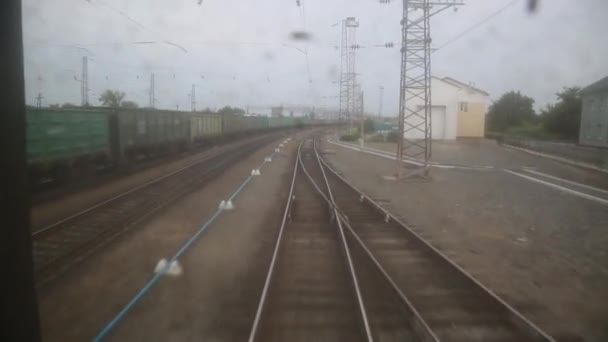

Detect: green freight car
[268,116,295,128]
[116,109,190,161]
[26,107,323,188]
[189,112,222,144]
[27,108,114,182]
[222,115,269,135]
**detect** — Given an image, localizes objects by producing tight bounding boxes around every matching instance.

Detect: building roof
[440,77,490,96]
[580,76,608,95]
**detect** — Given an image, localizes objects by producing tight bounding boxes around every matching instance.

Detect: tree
[487,91,536,132]
[99,90,126,108]
[217,106,245,116]
[61,102,78,108]
[121,100,139,109]
[541,87,582,140]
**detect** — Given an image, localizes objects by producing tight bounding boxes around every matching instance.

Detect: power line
[434,0,518,51]
[85,0,188,54]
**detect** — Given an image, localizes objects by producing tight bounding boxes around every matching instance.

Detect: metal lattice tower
[347,20,359,126]
[396,0,463,178]
[191,84,196,112]
[338,17,359,126]
[149,73,156,108]
[339,20,348,120]
[81,56,89,106]
[36,93,43,108]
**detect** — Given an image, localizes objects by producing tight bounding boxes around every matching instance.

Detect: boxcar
[222,115,269,135]
[189,112,222,143]
[268,116,296,128]
[116,109,190,161]
[27,108,114,182]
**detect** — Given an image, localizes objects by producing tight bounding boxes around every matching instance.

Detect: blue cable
[93,149,279,341]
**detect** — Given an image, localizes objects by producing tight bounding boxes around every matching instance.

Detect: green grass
[339,132,360,142]
[504,123,560,140]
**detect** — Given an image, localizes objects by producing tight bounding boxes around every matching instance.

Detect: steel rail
[250,138,373,341]
[33,134,273,237]
[310,138,374,342]
[33,134,282,286]
[315,139,556,342]
[313,139,440,342]
[247,140,302,342]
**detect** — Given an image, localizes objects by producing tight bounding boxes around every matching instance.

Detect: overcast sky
[22,0,608,115]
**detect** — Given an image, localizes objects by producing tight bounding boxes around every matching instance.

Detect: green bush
[367,134,385,143]
[340,133,360,142]
[363,118,376,134]
[505,123,559,140]
[485,131,504,143]
[386,131,400,143]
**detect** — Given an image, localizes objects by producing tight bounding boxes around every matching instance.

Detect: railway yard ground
[37,131,303,341]
[324,137,608,341]
[31,132,288,230]
[35,131,608,341]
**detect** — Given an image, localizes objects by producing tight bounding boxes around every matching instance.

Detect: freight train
[27,107,317,186]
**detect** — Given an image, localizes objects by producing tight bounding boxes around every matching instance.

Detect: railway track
[32,133,284,287]
[248,139,367,341]
[249,136,556,341]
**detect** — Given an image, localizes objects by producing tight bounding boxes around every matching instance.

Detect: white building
[405,77,490,140]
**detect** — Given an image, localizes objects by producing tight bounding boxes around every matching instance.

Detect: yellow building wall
[457,102,486,138]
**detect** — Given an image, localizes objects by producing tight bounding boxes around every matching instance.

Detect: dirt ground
[322,139,608,342]
[37,134,302,341]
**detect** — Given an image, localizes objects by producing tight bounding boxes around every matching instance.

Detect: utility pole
[36,93,43,108]
[395,0,463,179]
[81,56,89,106]
[378,85,384,117]
[191,84,196,112]
[149,73,155,108]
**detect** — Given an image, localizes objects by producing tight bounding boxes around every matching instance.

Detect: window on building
[459,102,468,112]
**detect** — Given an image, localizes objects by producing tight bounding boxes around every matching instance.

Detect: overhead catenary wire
[293,0,315,108]
[85,0,189,54]
[434,0,519,52]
